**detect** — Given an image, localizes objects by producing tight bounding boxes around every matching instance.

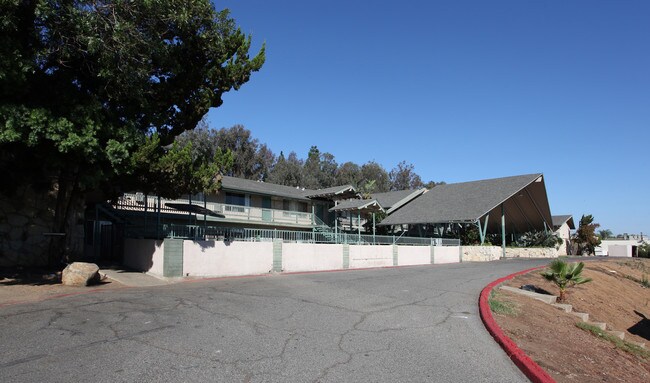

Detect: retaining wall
[283,243,343,272]
[462,246,503,262]
[349,245,394,269]
[123,239,557,278]
[398,246,431,266]
[123,238,164,276]
[183,240,274,277]
[434,246,461,264]
[463,246,558,262]
[505,247,558,258]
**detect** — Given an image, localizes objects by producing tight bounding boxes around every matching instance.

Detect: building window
[226,192,246,206]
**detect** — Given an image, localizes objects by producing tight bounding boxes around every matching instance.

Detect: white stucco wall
[283,243,343,272]
[608,244,632,257]
[434,246,461,264]
[123,239,164,275]
[397,246,430,266]
[349,245,393,269]
[183,240,273,277]
[555,222,571,255]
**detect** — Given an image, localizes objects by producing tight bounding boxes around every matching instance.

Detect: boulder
[62,262,101,286]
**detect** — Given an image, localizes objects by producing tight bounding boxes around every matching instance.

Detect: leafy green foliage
[598,229,613,240]
[177,123,275,181]
[515,231,563,248]
[360,161,390,192]
[541,260,592,301]
[572,215,601,255]
[389,161,424,191]
[489,291,519,316]
[638,243,650,258]
[459,224,481,245]
[1,1,263,263]
[576,322,650,359]
[267,151,304,187]
[1,0,264,198]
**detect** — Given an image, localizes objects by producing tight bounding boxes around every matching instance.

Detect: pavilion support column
[358,211,361,243]
[157,196,161,239]
[334,200,338,243]
[372,213,376,244]
[477,214,489,245]
[501,204,506,258]
[144,193,149,237]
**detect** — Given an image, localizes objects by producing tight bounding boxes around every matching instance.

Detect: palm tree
[541,260,592,302]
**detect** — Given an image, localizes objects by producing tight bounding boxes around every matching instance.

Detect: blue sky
[207,1,650,236]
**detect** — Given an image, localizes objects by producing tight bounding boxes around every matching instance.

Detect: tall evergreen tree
[573,215,601,255]
[360,161,390,192]
[0,1,264,264]
[389,161,424,191]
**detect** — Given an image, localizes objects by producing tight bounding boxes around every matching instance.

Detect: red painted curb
[479,266,556,383]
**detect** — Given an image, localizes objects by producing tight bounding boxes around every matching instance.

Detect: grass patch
[575,322,650,359]
[489,291,519,316]
[623,273,650,288]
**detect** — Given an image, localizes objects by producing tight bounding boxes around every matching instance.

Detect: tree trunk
[558,289,567,303]
[47,169,81,266]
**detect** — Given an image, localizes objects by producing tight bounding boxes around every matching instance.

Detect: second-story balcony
[112,193,315,228]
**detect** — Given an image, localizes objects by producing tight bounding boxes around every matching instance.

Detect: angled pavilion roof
[329,199,384,213]
[303,185,357,199]
[372,189,426,214]
[379,173,553,234]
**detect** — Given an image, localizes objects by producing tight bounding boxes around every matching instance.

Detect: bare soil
[493,258,650,383]
[0,267,123,306]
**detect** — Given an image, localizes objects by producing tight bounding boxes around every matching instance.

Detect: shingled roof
[552,215,575,230]
[379,173,553,233]
[303,185,357,199]
[372,189,426,213]
[329,199,384,213]
[221,176,310,201]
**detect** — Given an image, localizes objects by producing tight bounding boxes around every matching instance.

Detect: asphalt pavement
[0,258,553,382]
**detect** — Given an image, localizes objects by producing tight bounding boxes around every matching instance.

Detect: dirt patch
[492,258,650,383]
[0,267,123,306]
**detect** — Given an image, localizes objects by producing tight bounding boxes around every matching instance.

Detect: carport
[379,173,554,256]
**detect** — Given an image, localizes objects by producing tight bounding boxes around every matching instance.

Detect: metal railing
[113,193,314,227]
[152,224,459,246]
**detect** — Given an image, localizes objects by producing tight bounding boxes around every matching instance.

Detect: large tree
[389,161,424,191]
[268,151,303,187]
[177,122,276,181]
[336,162,362,187]
[360,161,390,193]
[301,146,338,189]
[573,215,601,255]
[0,1,264,264]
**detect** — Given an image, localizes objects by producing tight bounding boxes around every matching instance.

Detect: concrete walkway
[100,267,172,287]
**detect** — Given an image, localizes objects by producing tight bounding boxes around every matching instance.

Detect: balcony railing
[113,193,314,227]
[149,224,460,246]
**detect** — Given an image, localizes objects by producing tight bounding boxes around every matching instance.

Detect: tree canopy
[0,1,264,264]
[573,214,601,255]
[1,0,265,198]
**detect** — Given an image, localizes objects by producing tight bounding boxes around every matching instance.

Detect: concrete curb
[478,266,556,383]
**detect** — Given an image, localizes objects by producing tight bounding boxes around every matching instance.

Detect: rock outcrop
[62,262,101,286]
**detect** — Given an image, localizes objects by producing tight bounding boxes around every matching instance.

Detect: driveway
[0,259,551,382]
